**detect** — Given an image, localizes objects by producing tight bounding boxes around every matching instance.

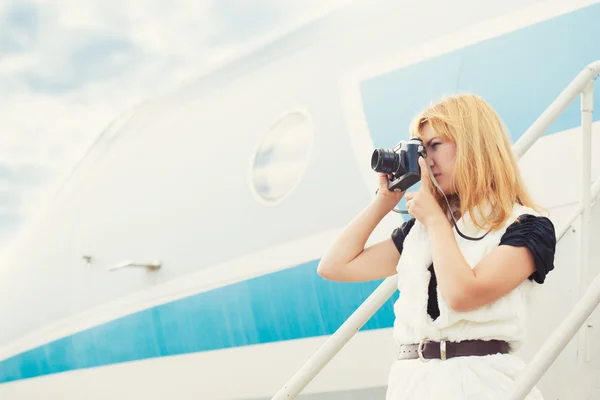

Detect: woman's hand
[374,173,405,211]
[405,157,446,228]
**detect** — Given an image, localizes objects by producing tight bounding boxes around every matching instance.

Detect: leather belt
[398,339,509,362]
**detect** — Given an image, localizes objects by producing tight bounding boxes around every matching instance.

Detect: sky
[0,0,348,253]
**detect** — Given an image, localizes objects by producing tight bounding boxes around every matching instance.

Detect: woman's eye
[431,143,440,149]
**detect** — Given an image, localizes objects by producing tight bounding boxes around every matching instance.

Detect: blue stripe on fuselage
[0,260,397,383]
[361,4,600,148]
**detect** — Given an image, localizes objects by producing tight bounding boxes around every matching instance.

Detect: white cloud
[0,0,349,252]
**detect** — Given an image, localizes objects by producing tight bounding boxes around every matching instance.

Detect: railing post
[578,80,594,364]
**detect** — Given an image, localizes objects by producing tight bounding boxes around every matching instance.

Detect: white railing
[507,64,598,399]
[272,60,600,400]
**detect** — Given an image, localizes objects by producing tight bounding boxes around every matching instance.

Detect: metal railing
[272,60,600,400]
[506,63,599,399]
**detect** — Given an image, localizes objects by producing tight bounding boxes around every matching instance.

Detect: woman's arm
[317,173,405,282]
[405,157,553,311]
[427,217,536,312]
[317,198,401,282]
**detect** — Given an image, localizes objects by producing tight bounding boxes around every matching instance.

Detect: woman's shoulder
[502,213,556,243]
[510,203,546,219]
[505,204,556,240]
[500,208,557,284]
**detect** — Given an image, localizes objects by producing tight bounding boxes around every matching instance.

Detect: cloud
[24,35,140,94]
[0,0,348,253]
[0,2,39,54]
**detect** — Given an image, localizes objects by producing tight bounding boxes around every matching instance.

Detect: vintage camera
[371,137,426,192]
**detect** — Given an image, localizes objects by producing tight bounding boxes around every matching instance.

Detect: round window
[251,110,314,203]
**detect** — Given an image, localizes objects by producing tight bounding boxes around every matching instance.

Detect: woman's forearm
[320,199,393,266]
[426,217,476,310]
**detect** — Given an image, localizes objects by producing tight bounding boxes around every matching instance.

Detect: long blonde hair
[409,93,540,231]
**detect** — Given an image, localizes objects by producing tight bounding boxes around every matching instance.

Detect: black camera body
[371,137,426,192]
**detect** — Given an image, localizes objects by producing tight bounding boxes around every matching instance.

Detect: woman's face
[420,122,457,195]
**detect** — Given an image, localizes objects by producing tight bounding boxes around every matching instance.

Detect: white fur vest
[392,204,541,352]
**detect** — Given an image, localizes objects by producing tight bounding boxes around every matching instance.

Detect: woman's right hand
[374,173,405,210]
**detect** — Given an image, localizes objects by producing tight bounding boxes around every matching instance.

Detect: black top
[391,214,556,320]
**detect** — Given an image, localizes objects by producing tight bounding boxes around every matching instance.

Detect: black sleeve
[499,214,556,284]
[391,218,416,254]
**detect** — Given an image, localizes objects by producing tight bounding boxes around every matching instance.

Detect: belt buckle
[417,339,430,362]
[417,339,447,362]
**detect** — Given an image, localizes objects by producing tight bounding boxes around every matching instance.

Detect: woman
[317,93,556,399]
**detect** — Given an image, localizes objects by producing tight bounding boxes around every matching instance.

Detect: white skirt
[385,353,544,400]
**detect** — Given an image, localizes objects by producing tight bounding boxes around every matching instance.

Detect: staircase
[272,60,600,400]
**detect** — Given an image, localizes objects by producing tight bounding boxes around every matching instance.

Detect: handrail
[507,62,598,399]
[509,269,600,400]
[512,61,599,156]
[272,60,600,400]
[271,277,398,399]
[507,188,600,400]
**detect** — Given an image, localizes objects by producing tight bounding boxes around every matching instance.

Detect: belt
[398,339,509,362]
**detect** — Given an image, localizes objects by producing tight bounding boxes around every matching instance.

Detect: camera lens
[371,148,400,174]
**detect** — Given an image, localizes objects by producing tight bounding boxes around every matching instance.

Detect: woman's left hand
[405,157,446,228]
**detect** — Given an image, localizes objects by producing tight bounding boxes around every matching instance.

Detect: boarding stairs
[272,60,600,400]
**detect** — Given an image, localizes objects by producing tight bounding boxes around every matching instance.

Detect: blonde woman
[317,94,556,399]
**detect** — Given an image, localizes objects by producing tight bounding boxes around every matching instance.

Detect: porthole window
[251,110,314,203]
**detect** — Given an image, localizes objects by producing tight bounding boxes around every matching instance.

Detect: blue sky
[0,0,346,252]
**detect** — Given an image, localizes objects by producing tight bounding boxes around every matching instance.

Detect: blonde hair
[409,93,541,231]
